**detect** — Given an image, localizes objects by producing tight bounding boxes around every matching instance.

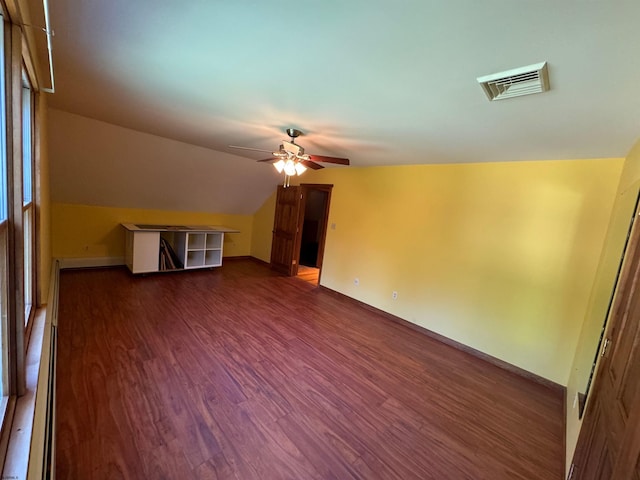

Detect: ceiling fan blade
[229,145,274,153]
[301,160,324,170]
[307,154,350,165]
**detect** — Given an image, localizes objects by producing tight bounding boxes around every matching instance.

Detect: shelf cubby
[205,249,222,267]
[186,250,205,268]
[206,233,222,249]
[187,233,206,250]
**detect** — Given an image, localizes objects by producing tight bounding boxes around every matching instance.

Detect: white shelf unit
[175,232,224,269]
[122,224,237,274]
[125,230,160,274]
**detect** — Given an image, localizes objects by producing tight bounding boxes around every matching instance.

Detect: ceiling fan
[229,128,350,186]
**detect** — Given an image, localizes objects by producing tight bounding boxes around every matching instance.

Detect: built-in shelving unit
[174,232,223,269]
[122,224,239,274]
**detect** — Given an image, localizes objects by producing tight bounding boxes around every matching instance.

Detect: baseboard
[58,256,125,269]
[248,256,270,266]
[222,255,252,262]
[563,388,568,477]
[222,256,270,266]
[57,255,265,271]
[222,255,270,266]
[319,285,565,395]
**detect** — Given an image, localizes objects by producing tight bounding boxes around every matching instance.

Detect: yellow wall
[565,139,640,471]
[251,158,623,384]
[52,203,253,259]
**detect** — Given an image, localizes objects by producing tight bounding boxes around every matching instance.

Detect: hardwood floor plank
[193,453,238,480]
[56,261,563,479]
[276,412,363,479]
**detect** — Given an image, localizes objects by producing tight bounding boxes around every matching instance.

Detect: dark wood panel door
[270,185,304,276]
[572,210,640,479]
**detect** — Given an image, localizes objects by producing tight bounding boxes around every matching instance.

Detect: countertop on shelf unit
[121,223,240,233]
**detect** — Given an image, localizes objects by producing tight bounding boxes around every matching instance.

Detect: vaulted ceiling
[26,0,640,213]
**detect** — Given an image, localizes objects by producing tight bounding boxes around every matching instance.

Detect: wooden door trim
[572,202,640,476]
[301,183,333,267]
[583,204,640,412]
[301,184,333,282]
[589,204,640,403]
[292,188,305,277]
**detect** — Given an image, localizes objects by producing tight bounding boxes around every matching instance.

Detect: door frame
[300,184,333,280]
[269,183,333,280]
[571,197,640,477]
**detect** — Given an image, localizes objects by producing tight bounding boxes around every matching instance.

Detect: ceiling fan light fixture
[294,162,307,175]
[283,159,296,176]
[229,128,349,187]
[273,159,285,173]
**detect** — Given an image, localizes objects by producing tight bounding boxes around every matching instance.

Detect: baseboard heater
[28,261,59,479]
[41,324,57,479]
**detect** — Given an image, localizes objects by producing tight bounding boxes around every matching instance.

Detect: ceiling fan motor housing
[286,128,302,140]
[283,140,303,156]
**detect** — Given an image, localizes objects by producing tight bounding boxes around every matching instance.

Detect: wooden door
[270,185,304,276]
[572,210,640,479]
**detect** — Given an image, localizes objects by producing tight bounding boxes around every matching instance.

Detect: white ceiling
[27,0,640,210]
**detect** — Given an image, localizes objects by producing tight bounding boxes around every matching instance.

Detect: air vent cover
[477,62,549,101]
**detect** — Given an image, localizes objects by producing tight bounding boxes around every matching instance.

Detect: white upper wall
[48,109,282,214]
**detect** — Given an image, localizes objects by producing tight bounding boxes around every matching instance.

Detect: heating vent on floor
[477,62,549,101]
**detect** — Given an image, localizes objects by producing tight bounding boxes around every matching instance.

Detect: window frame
[21,69,34,331]
[0,4,43,471]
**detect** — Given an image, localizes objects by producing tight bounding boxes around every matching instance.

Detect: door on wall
[270,184,333,279]
[270,185,304,276]
[571,208,640,479]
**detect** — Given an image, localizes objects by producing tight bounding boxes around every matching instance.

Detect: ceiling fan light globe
[283,159,296,176]
[274,159,286,173]
[294,162,307,175]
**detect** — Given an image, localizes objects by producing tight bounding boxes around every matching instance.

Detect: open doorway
[269,183,332,283]
[298,184,332,285]
[297,184,332,285]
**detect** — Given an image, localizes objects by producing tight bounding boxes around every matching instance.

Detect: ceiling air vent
[477,62,549,101]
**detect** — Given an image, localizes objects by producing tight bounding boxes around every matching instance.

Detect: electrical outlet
[354,278,359,286]
[392,291,398,300]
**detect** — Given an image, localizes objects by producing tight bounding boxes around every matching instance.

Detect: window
[0,8,43,471]
[22,72,34,324]
[0,13,8,409]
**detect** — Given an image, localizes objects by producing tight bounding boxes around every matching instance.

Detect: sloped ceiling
[28,0,640,213]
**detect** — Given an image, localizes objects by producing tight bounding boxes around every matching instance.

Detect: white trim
[58,256,125,269]
[25,260,58,479]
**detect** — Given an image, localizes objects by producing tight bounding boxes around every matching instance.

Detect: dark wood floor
[56,259,564,480]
